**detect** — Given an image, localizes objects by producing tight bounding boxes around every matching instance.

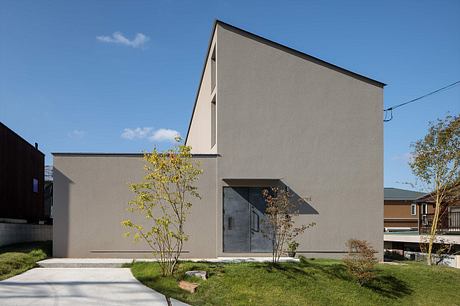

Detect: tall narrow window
[211,96,216,148]
[33,178,39,193]
[422,203,428,215]
[211,47,216,92]
[410,203,416,216]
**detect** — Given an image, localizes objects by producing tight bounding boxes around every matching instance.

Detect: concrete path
[0,268,188,306]
[38,257,299,268]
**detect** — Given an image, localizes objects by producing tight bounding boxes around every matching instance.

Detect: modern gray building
[53,21,384,259]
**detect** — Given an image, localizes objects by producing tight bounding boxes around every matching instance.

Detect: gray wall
[213,23,384,258]
[53,155,217,258]
[0,223,52,247]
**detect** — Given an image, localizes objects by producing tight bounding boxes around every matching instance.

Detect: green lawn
[130,257,460,306]
[0,241,51,280]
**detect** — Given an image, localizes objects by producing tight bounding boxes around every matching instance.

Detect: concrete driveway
[0,268,188,306]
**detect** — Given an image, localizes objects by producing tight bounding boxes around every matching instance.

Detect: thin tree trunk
[427,192,441,265]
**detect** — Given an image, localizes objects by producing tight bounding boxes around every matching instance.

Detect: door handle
[228,217,233,230]
[251,211,260,232]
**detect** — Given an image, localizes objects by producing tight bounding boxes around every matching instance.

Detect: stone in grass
[179,280,199,293]
[185,270,207,280]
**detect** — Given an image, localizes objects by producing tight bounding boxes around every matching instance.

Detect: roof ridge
[215,19,385,87]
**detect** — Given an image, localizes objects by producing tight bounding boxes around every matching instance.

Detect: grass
[130,257,460,306]
[0,241,51,280]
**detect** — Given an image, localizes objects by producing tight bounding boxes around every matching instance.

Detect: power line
[383,80,460,122]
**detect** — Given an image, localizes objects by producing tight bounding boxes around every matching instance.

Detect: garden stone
[179,280,199,293]
[185,270,207,280]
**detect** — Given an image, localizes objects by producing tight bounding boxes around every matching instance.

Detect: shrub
[262,187,315,263]
[343,239,378,286]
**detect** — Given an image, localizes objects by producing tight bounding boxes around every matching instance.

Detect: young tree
[262,187,315,263]
[122,140,202,276]
[343,239,378,286]
[409,114,460,265]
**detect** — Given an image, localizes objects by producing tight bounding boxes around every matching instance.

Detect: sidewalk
[38,256,299,268]
[0,268,188,306]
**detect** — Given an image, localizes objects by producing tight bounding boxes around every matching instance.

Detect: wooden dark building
[0,122,45,223]
[416,183,460,234]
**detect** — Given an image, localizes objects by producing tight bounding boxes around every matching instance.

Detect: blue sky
[1,0,459,189]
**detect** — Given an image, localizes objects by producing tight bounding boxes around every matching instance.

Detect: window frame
[211,95,216,148]
[211,46,216,92]
[410,203,417,216]
[422,203,428,215]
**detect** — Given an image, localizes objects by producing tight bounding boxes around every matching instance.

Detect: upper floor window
[410,203,416,216]
[211,96,216,148]
[33,178,39,193]
[211,47,216,92]
[422,203,428,215]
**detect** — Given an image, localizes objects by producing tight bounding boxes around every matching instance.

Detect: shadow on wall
[52,168,73,258]
[222,179,318,215]
[280,181,319,215]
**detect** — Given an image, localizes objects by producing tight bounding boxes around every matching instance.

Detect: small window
[211,47,216,92]
[410,203,416,216]
[33,178,39,193]
[422,203,428,215]
[211,96,216,148]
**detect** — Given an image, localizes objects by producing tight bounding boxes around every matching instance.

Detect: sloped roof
[185,20,386,144]
[215,20,386,87]
[415,182,460,204]
[384,188,426,201]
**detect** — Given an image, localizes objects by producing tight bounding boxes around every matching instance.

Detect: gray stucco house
[53,21,384,259]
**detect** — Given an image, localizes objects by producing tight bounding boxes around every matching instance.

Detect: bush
[343,239,378,286]
[0,243,49,280]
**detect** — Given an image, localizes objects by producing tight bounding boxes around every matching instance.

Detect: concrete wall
[213,23,384,258]
[0,223,52,247]
[53,154,217,258]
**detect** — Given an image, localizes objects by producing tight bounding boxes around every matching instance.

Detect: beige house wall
[213,23,384,258]
[186,29,218,154]
[53,155,217,258]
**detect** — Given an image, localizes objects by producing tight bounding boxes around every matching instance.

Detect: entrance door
[223,187,250,252]
[223,187,272,253]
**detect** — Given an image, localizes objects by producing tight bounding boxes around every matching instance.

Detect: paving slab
[38,257,299,268]
[0,267,189,306]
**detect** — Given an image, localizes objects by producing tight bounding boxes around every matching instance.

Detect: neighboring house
[384,188,425,232]
[44,165,53,222]
[0,122,51,247]
[0,122,44,223]
[416,183,460,234]
[53,20,384,259]
[384,185,460,266]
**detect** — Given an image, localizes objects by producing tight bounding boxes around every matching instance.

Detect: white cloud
[121,127,153,140]
[149,129,180,142]
[392,152,413,162]
[121,127,180,142]
[68,130,85,138]
[96,32,149,48]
